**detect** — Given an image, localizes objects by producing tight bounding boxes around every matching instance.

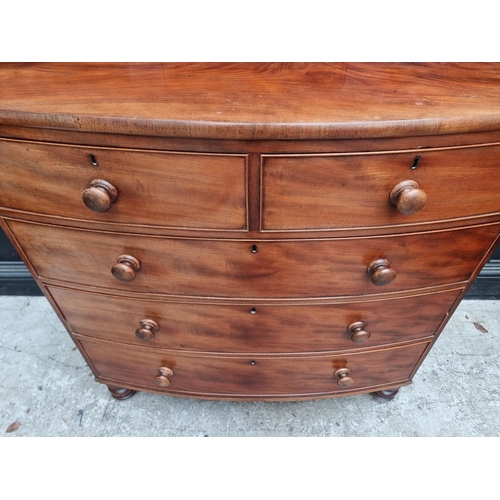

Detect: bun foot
[370,388,400,402]
[107,386,137,401]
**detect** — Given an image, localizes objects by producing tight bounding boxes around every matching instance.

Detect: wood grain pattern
[80,337,429,397]
[261,144,500,231]
[0,139,247,230]
[2,63,500,139]
[4,124,500,156]
[9,219,499,298]
[2,63,499,402]
[48,286,459,353]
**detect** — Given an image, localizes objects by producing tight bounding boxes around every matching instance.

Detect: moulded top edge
[2,111,500,141]
[2,63,500,140]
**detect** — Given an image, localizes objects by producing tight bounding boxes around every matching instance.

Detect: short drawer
[10,220,499,298]
[261,145,500,231]
[0,140,247,230]
[50,286,460,353]
[80,338,429,398]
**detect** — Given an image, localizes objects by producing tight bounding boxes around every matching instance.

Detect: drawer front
[51,286,459,352]
[262,145,500,231]
[0,140,247,230]
[9,221,499,298]
[10,220,499,298]
[80,339,429,397]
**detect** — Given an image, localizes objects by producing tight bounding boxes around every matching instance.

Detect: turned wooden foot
[370,388,400,402]
[107,386,137,401]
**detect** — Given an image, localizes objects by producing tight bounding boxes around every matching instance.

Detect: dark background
[1,227,499,298]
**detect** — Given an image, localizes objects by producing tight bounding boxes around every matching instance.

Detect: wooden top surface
[1,62,500,140]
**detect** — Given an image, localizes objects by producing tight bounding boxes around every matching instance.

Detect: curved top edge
[3,63,500,140]
[2,110,500,140]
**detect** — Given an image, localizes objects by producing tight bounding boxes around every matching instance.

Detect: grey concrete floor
[1,295,499,437]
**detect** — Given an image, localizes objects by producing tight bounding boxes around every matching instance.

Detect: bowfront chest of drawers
[2,62,500,402]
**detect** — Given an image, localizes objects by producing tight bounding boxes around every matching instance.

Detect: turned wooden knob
[82,179,118,213]
[390,180,427,215]
[111,255,141,282]
[154,366,174,387]
[347,321,371,343]
[135,319,159,342]
[335,368,354,387]
[367,258,396,286]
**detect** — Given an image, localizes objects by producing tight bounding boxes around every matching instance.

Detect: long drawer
[50,285,459,352]
[80,338,429,398]
[262,144,500,231]
[0,139,248,230]
[9,219,499,298]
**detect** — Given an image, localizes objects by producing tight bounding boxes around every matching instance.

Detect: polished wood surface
[107,386,137,401]
[371,389,400,402]
[80,337,429,398]
[334,368,354,387]
[47,286,460,353]
[367,259,397,287]
[2,63,500,403]
[82,179,119,213]
[261,144,500,231]
[2,63,500,140]
[135,319,159,342]
[154,366,174,387]
[347,321,371,344]
[0,139,247,230]
[111,255,141,283]
[389,180,427,216]
[9,219,499,298]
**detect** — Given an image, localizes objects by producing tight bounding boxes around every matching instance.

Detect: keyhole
[89,154,98,166]
[411,156,421,170]
[250,307,257,314]
[251,244,258,253]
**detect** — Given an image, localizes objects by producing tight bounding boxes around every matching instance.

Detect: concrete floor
[1,296,499,437]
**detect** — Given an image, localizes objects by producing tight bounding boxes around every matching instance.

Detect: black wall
[0,228,43,295]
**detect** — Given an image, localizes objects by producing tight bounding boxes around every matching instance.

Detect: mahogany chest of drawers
[1,62,500,402]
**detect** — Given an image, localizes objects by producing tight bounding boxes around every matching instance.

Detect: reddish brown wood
[9,219,497,298]
[111,255,141,283]
[371,389,400,402]
[367,259,397,287]
[107,386,137,400]
[1,63,500,404]
[334,368,354,387]
[48,286,460,353]
[135,319,159,342]
[154,367,174,387]
[4,124,500,157]
[408,217,500,382]
[261,145,500,232]
[2,63,500,140]
[389,180,427,216]
[80,337,429,398]
[82,179,118,213]
[247,153,261,233]
[0,139,248,231]
[347,321,371,344]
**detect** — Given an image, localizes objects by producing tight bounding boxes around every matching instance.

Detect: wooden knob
[111,255,141,282]
[335,368,354,387]
[135,319,159,342]
[154,366,173,387]
[347,321,371,343]
[367,258,396,286]
[82,179,118,213]
[390,180,427,215]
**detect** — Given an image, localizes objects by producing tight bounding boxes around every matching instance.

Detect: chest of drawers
[1,62,500,402]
